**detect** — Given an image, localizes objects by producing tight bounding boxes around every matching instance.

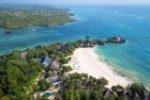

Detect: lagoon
[0,5,150,89]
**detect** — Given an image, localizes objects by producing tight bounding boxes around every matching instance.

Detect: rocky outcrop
[106,37,126,43]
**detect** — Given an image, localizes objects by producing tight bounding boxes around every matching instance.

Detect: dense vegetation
[0,50,44,99]
[55,73,150,100]
[0,37,149,100]
[0,6,75,31]
[0,39,82,99]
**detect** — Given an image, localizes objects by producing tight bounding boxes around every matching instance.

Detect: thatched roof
[62,72,68,78]
[103,88,111,99]
[50,59,59,70]
[49,70,57,76]
[36,55,52,67]
[20,52,27,58]
[46,76,59,83]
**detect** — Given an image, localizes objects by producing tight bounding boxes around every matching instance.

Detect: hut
[39,72,45,80]
[20,52,27,58]
[49,70,58,77]
[56,43,61,50]
[62,72,68,78]
[46,76,59,83]
[103,88,111,99]
[50,59,60,70]
[37,55,52,67]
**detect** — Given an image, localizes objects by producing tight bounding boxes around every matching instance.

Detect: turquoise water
[43,93,52,97]
[43,92,56,97]
[0,5,150,88]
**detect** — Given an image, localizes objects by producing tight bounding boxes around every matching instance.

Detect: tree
[130,83,142,94]
[0,88,3,98]
[80,90,90,100]
[39,96,49,100]
[111,85,123,92]
[54,94,61,100]
[1,96,10,100]
[38,80,49,91]
[90,91,100,100]
[74,90,80,100]
[62,89,75,100]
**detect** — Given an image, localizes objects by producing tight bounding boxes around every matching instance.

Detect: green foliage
[62,89,77,100]
[130,83,142,93]
[0,50,43,99]
[62,66,72,72]
[111,85,124,92]
[61,73,108,100]
[0,39,149,100]
[39,96,49,100]
[80,89,90,100]
[0,88,3,98]
[38,79,49,91]
[62,89,75,100]
[33,85,40,92]
[1,96,10,100]
[0,6,75,29]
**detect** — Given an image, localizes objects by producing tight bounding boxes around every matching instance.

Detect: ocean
[0,5,150,88]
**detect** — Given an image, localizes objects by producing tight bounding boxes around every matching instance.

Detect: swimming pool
[43,92,57,97]
[43,93,51,97]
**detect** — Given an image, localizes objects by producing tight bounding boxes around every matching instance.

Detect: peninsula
[0,6,76,32]
[0,36,149,100]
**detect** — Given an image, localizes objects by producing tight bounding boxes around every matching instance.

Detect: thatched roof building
[103,88,111,99]
[36,55,52,67]
[20,52,27,58]
[49,70,57,77]
[50,59,60,70]
[62,72,68,78]
[46,76,59,83]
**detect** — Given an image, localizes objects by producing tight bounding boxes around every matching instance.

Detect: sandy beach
[68,47,131,88]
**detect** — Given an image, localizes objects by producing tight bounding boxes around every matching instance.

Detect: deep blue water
[0,5,150,88]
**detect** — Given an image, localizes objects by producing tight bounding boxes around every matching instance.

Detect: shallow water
[0,5,150,88]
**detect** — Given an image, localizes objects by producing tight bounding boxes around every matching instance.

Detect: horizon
[1,0,150,5]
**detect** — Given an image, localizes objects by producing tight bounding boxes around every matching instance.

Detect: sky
[1,0,150,5]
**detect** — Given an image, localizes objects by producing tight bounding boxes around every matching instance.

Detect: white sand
[68,48,131,88]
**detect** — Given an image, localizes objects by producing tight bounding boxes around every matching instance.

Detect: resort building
[36,55,52,67]
[49,59,60,70]
[46,76,59,83]
[20,52,27,58]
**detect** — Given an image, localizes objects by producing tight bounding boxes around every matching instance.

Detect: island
[0,5,76,32]
[106,36,126,43]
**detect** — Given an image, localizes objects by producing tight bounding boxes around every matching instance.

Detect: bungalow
[48,70,58,77]
[37,55,52,67]
[103,88,111,99]
[82,78,89,87]
[62,72,68,78]
[20,52,27,58]
[50,59,60,70]
[46,76,59,83]
[39,72,45,80]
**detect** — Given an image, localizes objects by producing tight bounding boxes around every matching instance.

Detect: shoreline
[68,47,131,88]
